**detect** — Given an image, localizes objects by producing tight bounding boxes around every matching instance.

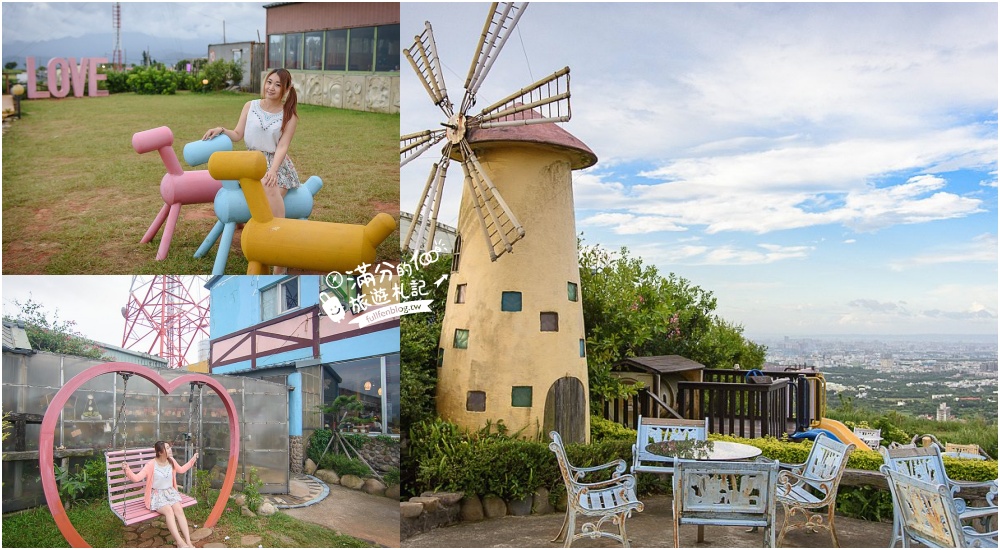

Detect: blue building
[205,275,399,472]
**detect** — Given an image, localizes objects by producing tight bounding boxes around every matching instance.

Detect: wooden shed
[606,355,705,426]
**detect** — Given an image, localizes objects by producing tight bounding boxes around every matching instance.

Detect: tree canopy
[579,242,766,404]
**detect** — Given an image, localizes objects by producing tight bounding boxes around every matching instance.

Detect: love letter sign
[25,56,109,99]
[39,362,240,548]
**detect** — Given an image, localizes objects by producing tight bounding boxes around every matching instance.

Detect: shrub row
[99,60,243,95]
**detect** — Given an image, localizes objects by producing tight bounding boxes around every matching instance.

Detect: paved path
[403,494,894,548]
[283,483,400,547]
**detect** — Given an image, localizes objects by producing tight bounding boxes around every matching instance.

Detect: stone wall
[358,437,400,474]
[289,435,303,474]
[401,488,561,542]
[276,71,400,114]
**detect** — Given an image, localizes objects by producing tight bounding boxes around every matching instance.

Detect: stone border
[311,467,401,500]
[401,488,561,541]
[275,474,330,509]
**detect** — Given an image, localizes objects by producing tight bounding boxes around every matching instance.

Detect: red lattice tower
[112,3,124,71]
[121,276,210,369]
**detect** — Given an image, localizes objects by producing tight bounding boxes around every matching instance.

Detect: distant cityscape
[758,335,998,421]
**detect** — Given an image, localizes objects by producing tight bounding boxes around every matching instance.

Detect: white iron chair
[852,427,882,450]
[672,457,780,548]
[880,444,998,547]
[775,433,855,547]
[882,465,998,548]
[549,431,644,548]
[631,416,708,480]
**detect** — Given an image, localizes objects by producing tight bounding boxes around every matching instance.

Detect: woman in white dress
[203,68,302,273]
[123,441,198,548]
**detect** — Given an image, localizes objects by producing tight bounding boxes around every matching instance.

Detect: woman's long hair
[263,68,298,135]
[154,440,181,468]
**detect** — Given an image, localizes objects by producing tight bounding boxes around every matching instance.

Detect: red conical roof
[465,107,598,170]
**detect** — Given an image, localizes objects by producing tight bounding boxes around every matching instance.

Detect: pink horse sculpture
[133,126,231,260]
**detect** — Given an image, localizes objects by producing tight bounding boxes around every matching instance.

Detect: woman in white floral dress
[203,67,302,273]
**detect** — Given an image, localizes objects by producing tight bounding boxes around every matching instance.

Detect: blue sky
[400,2,998,338]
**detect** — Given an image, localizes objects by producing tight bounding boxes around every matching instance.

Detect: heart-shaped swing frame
[39,362,241,548]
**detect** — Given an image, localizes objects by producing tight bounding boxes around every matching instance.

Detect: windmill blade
[473,67,571,129]
[404,21,454,118]
[461,2,529,115]
[403,146,452,254]
[459,140,525,261]
[401,129,446,167]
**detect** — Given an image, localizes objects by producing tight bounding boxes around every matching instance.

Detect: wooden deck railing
[702,369,814,432]
[677,377,791,438]
[601,368,810,437]
[603,388,681,430]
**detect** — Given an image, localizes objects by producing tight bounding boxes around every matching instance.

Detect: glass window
[455,284,467,304]
[451,236,462,272]
[540,312,559,332]
[511,386,532,407]
[501,291,522,312]
[579,339,586,357]
[328,356,381,434]
[375,24,400,72]
[268,34,284,69]
[348,27,374,72]
[454,329,469,349]
[324,29,348,71]
[567,282,578,302]
[437,348,444,368]
[285,33,303,70]
[304,31,323,70]
[261,277,299,321]
[466,391,486,412]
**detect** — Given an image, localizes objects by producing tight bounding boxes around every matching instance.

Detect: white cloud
[890,234,998,270]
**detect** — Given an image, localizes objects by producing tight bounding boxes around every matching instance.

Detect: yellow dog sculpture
[208,151,396,275]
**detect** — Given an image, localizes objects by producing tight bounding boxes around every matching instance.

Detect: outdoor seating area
[542,426,998,548]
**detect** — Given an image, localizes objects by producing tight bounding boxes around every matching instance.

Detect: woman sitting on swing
[123,441,199,548]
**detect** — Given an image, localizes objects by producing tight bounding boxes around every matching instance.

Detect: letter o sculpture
[39,362,241,548]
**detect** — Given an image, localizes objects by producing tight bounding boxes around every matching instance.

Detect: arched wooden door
[543,376,587,444]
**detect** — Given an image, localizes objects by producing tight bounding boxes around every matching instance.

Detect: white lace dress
[149,461,183,511]
[244,99,301,190]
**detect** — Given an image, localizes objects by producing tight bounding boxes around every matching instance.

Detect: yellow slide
[817,418,871,449]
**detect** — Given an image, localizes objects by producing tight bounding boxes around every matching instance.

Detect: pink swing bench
[105,447,198,525]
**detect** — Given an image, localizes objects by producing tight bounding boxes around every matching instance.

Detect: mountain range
[2,31,243,68]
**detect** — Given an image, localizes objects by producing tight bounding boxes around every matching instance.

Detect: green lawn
[1,500,373,548]
[2,91,400,274]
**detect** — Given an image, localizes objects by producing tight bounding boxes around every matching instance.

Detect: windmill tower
[112,3,124,71]
[402,3,597,443]
[121,276,211,369]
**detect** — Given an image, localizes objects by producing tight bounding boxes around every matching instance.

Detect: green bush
[383,467,400,487]
[242,467,263,512]
[125,66,179,95]
[307,428,334,463]
[836,485,895,522]
[200,60,242,91]
[79,457,108,500]
[194,469,213,502]
[101,69,129,94]
[590,415,636,442]
[319,453,371,478]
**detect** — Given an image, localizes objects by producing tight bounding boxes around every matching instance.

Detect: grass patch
[1,500,373,548]
[2,91,399,274]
